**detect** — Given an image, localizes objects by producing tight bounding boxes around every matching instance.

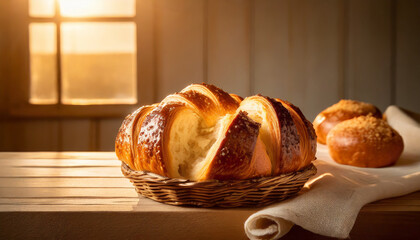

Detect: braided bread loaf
[115,84,316,181]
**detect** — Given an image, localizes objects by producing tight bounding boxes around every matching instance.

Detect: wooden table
[0,152,419,239]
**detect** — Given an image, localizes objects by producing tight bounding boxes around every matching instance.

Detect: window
[5,0,155,117]
[29,0,137,105]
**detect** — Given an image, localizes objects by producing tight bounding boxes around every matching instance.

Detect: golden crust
[327,116,404,167]
[135,102,185,177]
[115,83,316,180]
[238,95,316,175]
[115,105,155,169]
[229,93,243,104]
[180,83,239,116]
[197,111,271,180]
[277,99,317,171]
[313,99,382,144]
[264,97,303,174]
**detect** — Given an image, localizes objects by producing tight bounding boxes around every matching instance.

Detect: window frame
[3,0,155,118]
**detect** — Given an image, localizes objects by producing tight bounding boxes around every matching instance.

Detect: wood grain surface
[0,152,419,239]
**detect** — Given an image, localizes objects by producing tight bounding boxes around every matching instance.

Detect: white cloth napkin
[244,105,420,239]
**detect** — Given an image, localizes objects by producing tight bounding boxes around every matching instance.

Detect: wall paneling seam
[249,0,255,96]
[89,119,99,151]
[390,0,397,105]
[55,0,63,106]
[342,0,350,99]
[152,0,159,103]
[57,120,63,151]
[203,0,208,84]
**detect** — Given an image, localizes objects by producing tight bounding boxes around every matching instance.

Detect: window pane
[61,22,137,105]
[59,0,135,17]
[29,0,55,17]
[29,23,58,105]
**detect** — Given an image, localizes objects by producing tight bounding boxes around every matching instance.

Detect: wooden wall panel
[253,0,289,97]
[207,0,251,97]
[1,1,420,152]
[98,119,124,151]
[254,0,345,120]
[137,0,156,105]
[0,0,9,113]
[0,120,11,151]
[298,0,345,120]
[347,0,393,111]
[0,120,59,151]
[61,119,91,151]
[8,0,30,109]
[395,0,420,113]
[22,120,59,151]
[155,0,205,101]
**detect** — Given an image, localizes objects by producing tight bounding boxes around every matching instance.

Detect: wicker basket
[121,163,317,208]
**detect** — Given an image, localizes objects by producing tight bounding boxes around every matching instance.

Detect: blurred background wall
[0,0,419,151]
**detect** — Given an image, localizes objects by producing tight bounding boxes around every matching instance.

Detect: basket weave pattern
[122,163,317,208]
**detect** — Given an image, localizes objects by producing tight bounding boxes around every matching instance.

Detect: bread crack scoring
[116,83,316,181]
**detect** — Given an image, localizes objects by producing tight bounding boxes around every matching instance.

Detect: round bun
[115,83,317,181]
[313,99,382,144]
[327,115,404,168]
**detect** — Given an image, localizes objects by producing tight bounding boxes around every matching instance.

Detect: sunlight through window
[61,23,137,105]
[59,0,135,17]
[28,0,137,105]
[29,23,58,104]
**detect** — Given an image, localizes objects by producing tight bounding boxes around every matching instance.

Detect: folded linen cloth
[244,105,420,239]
